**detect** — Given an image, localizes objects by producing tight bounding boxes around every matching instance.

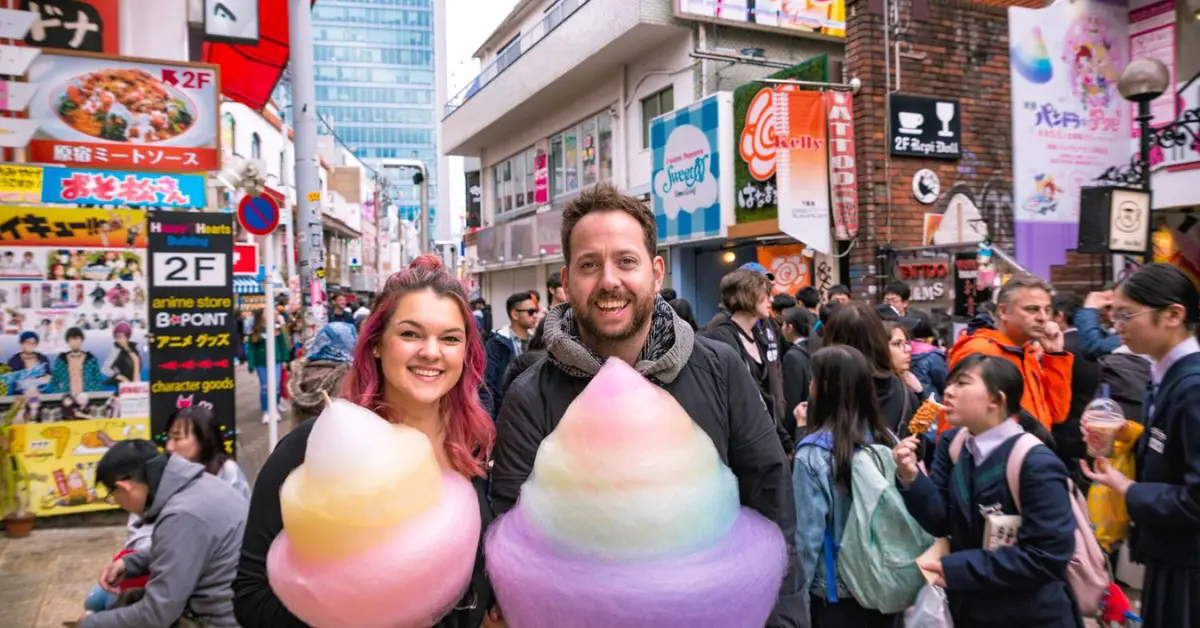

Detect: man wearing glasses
[484,291,539,419]
[79,440,247,628]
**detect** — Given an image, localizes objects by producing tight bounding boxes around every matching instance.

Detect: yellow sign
[0,165,43,203]
[0,205,148,248]
[307,192,321,202]
[9,417,152,517]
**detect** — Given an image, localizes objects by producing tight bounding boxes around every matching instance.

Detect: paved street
[0,366,286,627]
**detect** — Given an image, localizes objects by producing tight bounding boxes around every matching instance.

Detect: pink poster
[533,140,549,205]
[1129,0,1177,135]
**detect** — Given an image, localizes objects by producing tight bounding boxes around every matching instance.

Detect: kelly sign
[41,168,206,208]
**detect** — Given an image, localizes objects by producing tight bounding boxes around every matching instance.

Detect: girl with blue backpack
[793,344,901,627]
[894,354,1082,627]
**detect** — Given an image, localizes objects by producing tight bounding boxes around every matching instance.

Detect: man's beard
[576,292,654,346]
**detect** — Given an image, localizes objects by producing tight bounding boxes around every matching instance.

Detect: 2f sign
[153,253,227,287]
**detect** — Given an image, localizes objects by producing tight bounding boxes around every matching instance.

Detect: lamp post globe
[1118,58,1171,103]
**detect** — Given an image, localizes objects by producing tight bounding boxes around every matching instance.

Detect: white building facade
[442,0,842,327]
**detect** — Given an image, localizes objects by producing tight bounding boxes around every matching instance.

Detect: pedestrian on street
[246,308,290,424]
[941,274,1073,436]
[896,354,1079,628]
[483,291,538,420]
[490,182,804,627]
[81,440,248,628]
[1081,263,1200,628]
[287,321,357,425]
[701,268,794,452]
[793,344,899,627]
[822,302,920,440]
[233,255,498,628]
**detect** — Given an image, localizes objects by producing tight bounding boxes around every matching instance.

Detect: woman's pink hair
[341,255,495,477]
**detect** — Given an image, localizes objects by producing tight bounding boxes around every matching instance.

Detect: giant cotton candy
[267,399,480,628]
[485,359,788,628]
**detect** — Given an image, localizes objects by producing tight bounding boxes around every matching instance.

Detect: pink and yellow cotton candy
[267,399,479,628]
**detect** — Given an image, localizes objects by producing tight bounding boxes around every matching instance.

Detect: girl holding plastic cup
[1080,263,1200,628]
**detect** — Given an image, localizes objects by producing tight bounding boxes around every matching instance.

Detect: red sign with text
[233,243,258,275]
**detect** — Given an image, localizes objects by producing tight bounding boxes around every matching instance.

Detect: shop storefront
[471,209,563,328]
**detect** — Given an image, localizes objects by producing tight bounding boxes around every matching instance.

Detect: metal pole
[289,0,327,338]
[263,233,279,449]
[419,173,430,255]
[1138,100,1154,261]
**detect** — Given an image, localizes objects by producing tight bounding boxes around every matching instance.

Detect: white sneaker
[261,412,272,424]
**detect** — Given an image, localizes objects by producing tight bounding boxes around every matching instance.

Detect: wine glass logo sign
[936,102,955,138]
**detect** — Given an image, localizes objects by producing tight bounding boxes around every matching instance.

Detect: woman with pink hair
[232,255,497,628]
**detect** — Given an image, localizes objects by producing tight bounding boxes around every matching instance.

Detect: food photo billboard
[23,51,220,172]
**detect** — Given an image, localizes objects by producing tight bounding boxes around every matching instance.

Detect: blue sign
[650,93,733,244]
[41,168,206,208]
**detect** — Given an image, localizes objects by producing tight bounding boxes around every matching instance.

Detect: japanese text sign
[146,211,235,441]
[42,168,205,208]
[0,205,146,247]
[19,0,119,55]
[24,51,220,173]
[0,164,44,203]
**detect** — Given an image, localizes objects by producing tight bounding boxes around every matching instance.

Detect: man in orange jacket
[940,274,1073,434]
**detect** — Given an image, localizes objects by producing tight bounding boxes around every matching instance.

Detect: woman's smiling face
[377,288,467,409]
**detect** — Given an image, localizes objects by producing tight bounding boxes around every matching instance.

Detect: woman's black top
[232,417,494,628]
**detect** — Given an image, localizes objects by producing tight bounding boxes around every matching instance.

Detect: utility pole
[289,0,327,337]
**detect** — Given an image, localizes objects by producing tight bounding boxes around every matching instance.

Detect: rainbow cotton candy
[486,358,788,628]
[267,399,480,628]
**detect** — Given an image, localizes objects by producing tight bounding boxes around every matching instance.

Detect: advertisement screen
[676,0,845,39]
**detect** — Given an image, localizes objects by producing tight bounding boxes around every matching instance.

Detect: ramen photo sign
[23,51,220,173]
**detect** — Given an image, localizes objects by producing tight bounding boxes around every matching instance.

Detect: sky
[443,0,519,235]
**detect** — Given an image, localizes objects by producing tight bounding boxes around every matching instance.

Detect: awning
[234,277,263,294]
[202,0,316,111]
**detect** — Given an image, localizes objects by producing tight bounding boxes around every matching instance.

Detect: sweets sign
[146,212,235,442]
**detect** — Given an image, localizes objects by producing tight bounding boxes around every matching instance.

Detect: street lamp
[1117,58,1172,192]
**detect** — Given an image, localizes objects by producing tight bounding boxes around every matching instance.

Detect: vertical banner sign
[826,91,858,240]
[533,139,550,205]
[774,88,832,254]
[147,212,236,447]
[1008,0,1130,278]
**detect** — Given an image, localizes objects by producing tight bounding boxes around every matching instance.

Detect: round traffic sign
[238,194,281,236]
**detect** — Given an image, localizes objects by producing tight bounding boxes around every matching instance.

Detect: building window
[496,34,521,71]
[545,110,616,199]
[251,132,262,160]
[524,148,536,206]
[641,87,674,149]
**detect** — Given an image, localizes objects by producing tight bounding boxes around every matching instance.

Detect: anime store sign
[147,212,236,443]
[0,204,151,517]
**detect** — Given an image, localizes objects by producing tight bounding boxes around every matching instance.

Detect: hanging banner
[757,243,812,295]
[24,51,221,172]
[146,212,235,444]
[651,92,735,244]
[774,88,831,254]
[826,90,858,240]
[1009,0,1130,278]
[533,139,550,206]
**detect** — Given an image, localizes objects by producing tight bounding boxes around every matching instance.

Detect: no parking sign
[237,194,281,236]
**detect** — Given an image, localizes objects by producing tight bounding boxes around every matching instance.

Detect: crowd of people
[75,183,1198,628]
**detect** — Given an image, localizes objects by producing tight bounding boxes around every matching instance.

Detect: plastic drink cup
[1083,410,1124,458]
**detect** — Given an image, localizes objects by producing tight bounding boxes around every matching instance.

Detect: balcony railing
[443,0,591,117]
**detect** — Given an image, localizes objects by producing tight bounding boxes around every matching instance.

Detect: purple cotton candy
[485,506,787,628]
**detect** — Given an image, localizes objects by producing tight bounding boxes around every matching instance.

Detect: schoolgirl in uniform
[1082,263,1200,628]
[894,354,1080,627]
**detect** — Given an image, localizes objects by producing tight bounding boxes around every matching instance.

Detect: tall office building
[311,0,437,222]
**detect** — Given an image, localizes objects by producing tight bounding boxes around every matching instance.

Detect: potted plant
[0,398,35,538]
